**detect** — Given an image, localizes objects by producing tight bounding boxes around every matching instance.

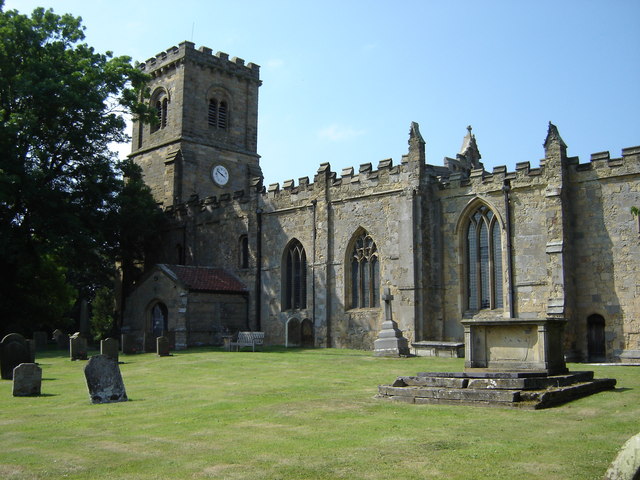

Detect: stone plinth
[462,317,567,375]
[412,341,464,358]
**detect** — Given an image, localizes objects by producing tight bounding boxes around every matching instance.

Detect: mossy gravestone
[1,333,31,380]
[84,355,128,404]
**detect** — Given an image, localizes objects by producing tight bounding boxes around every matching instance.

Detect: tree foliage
[0,3,160,335]
[90,286,115,342]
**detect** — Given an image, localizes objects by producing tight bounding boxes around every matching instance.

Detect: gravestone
[604,432,640,480]
[33,331,48,351]
[0,333,31,380]
[121,333,137,354]
[84,355,128,404]
[373,288,410,357]
[156,336,170,356]
[52,329,69,349]
[143,332,156,353]
[100,338,119,363]
[12,363,42,396]
[69,332,88,361]
[26,339,36,363]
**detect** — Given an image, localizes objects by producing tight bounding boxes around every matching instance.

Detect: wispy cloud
[317,124,366,142]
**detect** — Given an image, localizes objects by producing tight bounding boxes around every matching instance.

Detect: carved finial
[467,125,472,134]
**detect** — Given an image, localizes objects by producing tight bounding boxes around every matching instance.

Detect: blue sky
[6,0,640,186]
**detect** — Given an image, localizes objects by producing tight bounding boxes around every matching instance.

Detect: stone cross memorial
[373,288,409,357]
[12,363,42,396]
[84,355,128,404]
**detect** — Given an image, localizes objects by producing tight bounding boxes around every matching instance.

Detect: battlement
[435,144,640,191]
[138,41,260,82]
[265,157,405,199]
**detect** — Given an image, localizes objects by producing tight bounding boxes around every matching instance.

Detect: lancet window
[349,231,379,309]
[283,239,307,310]
[466,205,503,310]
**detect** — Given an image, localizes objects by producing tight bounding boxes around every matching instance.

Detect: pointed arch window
[349,231,379,309]
[466,205,503,310]
[283,239,307,310]
[150,91,168,133]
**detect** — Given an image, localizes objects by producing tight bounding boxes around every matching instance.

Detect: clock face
[211,165,229,186]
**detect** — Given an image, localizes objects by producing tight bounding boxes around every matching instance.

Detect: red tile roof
[161,265,247,293]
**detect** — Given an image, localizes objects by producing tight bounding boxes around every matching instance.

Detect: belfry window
[150,91,168,133]
[283,239,307,310]
[208,98,228,129]
[466,205,503,310]
[349,231,379,309]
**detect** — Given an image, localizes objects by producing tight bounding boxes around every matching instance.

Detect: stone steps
[376,371,616,409]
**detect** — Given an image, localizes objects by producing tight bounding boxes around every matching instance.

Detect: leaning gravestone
[100,338,119,363]
[156,336,170,356]
[604,432,640,480]
[13,363,42,396]
[0,333,31,380]
[69,332,88,361]
[84,355,128,404]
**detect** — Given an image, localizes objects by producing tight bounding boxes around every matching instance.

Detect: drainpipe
[502,180,515,318]
[255,207,263,331]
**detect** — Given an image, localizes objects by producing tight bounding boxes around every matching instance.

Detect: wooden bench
[229,331,265,352]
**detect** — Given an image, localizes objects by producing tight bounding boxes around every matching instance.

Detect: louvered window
[218,101,228,129]
[208,98,228,129]
[208,99,217,126]
[150,91,169,133]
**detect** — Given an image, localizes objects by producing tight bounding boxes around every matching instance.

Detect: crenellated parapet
[137,41,261,83]
[264,156,410,206]
[434,144,640,193]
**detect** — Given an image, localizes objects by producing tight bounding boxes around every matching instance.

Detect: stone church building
[122,42,640,362]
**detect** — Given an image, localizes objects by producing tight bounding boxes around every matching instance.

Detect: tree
[90,286,115,342]
[0,3,158,335]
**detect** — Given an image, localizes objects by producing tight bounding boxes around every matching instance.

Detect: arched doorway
[286,318,301,347]
[301,319,314,347]
[587,314,606,362]
[151,302,168,338]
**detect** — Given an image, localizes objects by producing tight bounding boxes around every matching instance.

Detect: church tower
[130,42,262,207]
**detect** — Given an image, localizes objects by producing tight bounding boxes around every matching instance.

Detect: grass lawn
[0,347,637,479]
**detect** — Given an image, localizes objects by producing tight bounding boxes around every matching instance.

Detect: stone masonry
[122,43,640,362]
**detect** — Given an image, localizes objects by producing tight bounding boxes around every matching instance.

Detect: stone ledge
[411,341,464,358]
[377,371,616,409]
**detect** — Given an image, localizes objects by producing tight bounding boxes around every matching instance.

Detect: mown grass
[0,347,637,479]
